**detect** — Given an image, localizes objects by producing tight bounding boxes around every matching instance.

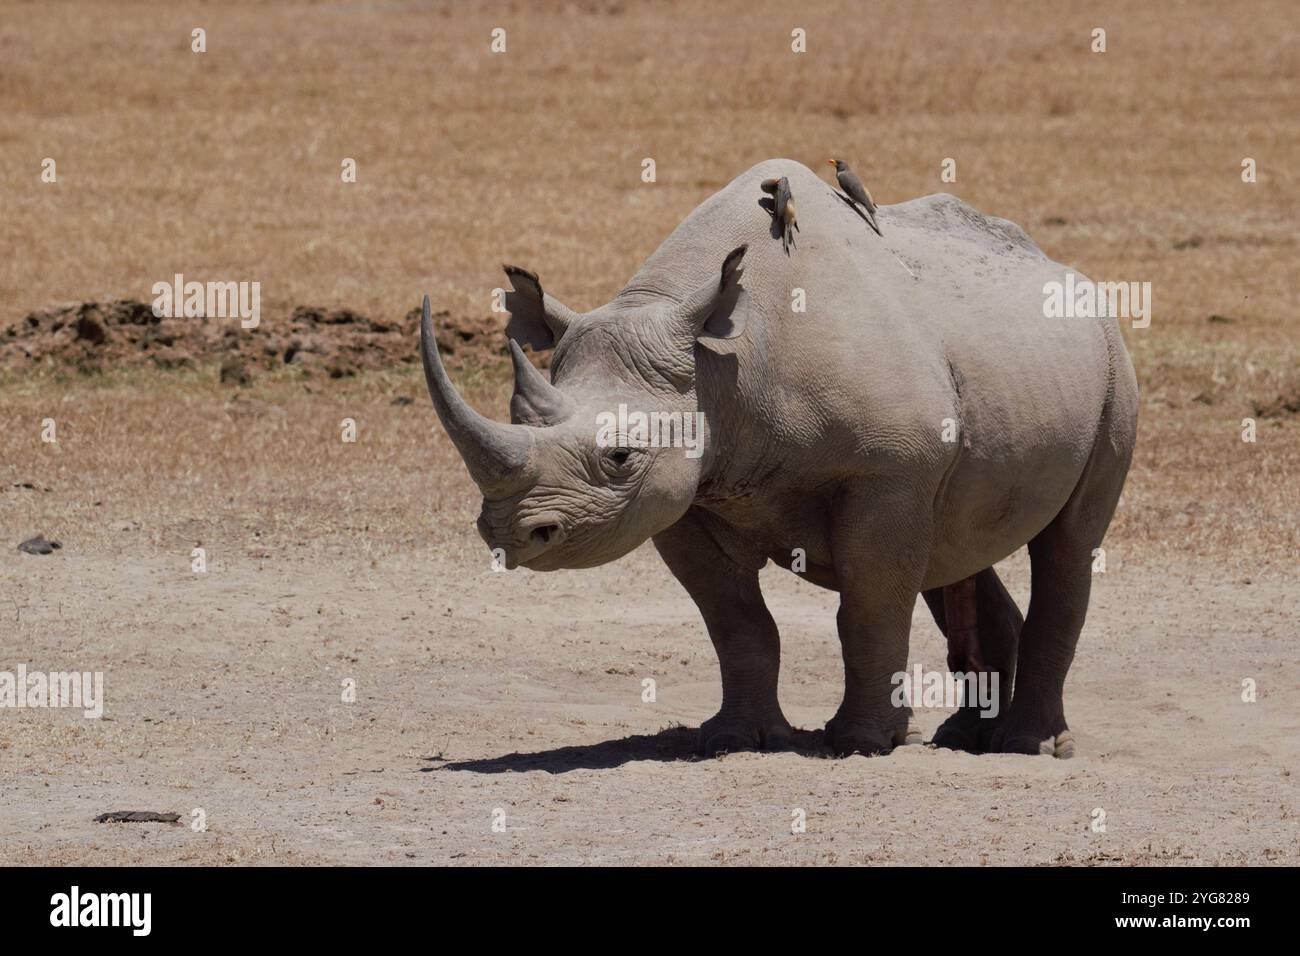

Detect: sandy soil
[2,529,1295,865]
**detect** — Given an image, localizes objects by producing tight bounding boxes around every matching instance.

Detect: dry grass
[1,0,1297,573]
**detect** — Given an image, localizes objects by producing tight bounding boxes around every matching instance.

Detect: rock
[18,535,61,555]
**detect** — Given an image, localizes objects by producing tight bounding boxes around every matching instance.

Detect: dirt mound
[0,300,508,379]
[1252,387,1300,419]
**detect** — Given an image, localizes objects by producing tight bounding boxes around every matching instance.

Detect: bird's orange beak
[827,159,836,166]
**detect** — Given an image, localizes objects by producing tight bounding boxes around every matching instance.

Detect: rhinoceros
[420,158,1138,758]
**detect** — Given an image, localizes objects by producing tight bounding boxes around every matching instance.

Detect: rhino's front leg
[825,483,931,756]
[653,509,793,757]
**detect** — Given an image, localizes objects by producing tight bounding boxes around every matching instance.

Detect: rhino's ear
[503,265,579,351]
[671,244,749,342]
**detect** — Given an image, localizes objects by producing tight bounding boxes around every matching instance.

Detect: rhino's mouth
[478,510,568,569]
[515,549,566,572]
[515,532,648,572]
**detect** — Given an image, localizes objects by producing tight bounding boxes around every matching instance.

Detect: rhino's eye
[599,446,637,479]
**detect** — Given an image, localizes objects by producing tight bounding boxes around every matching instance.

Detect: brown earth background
[0,0,1296,865]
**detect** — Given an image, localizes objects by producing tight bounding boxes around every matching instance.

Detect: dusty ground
[0,372,1295,865]
[1,0,1297,865]
[0,540,1296,865]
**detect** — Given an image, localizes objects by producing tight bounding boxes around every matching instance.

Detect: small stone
[18,535,61,555]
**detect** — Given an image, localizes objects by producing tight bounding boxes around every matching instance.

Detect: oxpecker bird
[828,158,883,237]
[774,176,798,254]
[761,177,798,254]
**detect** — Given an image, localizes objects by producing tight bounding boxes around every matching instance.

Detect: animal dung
[93,810,181,824]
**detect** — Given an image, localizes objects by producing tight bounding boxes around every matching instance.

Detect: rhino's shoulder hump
[891,193,1046,259]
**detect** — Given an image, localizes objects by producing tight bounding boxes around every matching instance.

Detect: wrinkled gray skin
[421,158,1138,758]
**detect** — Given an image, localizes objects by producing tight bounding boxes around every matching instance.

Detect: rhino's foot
[991,730,1075,758]
[989,712,1075,758]
[698,710,793,758]
[932,708,1002,754]
[823,712,919,757]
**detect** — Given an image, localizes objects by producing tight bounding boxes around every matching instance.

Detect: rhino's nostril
[531,524,560,546]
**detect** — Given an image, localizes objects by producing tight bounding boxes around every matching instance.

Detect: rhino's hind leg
[989,522,1091,757]
[652,510,793,757]
[992,403,1133,758]
[923,568,1022,753]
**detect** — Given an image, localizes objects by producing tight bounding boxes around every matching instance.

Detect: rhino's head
[422,245,747,571]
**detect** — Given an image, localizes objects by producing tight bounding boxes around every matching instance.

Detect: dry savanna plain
[0,0,1297,865]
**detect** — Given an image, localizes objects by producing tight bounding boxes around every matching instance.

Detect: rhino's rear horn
[509,340,575,426]
[420,296,536,495]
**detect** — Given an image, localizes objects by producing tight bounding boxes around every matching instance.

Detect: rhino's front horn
[509,340,574,426]
[420,296,536,496]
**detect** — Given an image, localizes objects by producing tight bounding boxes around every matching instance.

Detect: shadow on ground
[426,726,829,774]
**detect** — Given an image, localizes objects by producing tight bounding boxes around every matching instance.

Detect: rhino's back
[627,160,1046,297]
[884,190,1047,267]
[631,160,1123,472]
[637,162,1106,398]
[626,161,1091,365]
